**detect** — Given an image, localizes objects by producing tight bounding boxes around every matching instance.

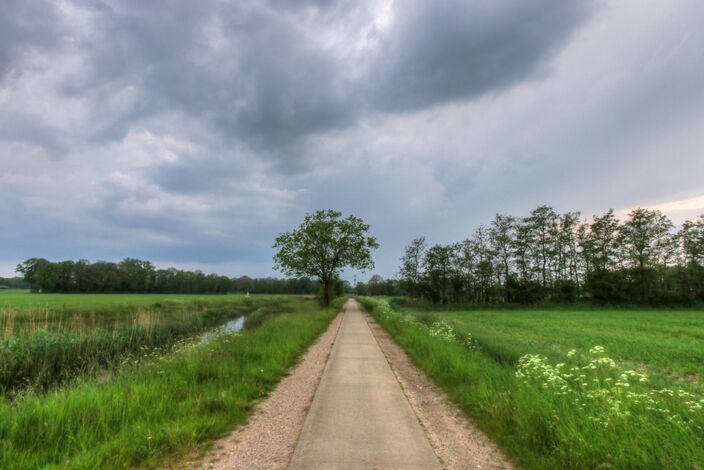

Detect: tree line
[15,258,319,295]
[399,207,704,305]
[0,277,29,289]
[352,274,403,296]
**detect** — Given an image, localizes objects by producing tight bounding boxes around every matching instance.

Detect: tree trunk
[504,259,510,303]
[322,279,331,306]
[639,256,646,303]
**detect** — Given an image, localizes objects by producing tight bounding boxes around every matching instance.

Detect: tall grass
[0,291,271,312]
[360,297,704,469]
[0,296,280,335]
[0,299,281,396]
[0,297,340,469]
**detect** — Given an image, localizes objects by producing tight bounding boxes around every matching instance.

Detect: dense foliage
[0,277,28,289]
[399,206,704,305]
[274,209,378,305]
[352,274,403,296]
[15,258,318,294]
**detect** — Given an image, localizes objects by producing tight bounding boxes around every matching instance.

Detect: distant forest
[14,205,704,304]
[352,275,403,297]
[15,258,319,295]
[399,207,704,306]
[0,277,29,289]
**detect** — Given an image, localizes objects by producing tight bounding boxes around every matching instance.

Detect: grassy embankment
[360,297,704,469]
[0,293,340,468]
[0,292,289,395]
[0,291,284,311]
[0,291,292,335]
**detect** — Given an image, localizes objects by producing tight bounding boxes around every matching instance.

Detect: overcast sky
[1,0,703,280]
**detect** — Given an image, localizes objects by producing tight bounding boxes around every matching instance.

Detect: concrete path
[289,299,442,470]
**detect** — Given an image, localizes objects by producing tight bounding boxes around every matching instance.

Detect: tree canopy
[15,258,318,295]
[273,209,379,305]
[399,206,704,306]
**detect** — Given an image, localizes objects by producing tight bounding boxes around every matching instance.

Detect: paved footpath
[289,299,442,470]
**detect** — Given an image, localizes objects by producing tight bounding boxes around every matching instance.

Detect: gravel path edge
[364,312,514,470]
[181,312,344,470]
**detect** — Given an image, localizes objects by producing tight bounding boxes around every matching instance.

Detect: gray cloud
[56,1,357,160]
[0,0,62,79]
[16,0,594,163]
[2,0,703,280]
[0,109,66,154]
[369,0,597,112]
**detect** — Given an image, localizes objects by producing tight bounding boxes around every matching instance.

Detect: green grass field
[1,292,313,396]
[0,293,287,395]
[0,290,272,311]
[0,292,338,468]
[0,291,294,338]
[439,308,704,394]
[361,297,704,469]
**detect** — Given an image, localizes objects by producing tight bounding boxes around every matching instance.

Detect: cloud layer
[1,0,703,278]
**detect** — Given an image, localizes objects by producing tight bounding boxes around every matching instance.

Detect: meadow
[0,290,276,311]
[0,291,290,395]
[0,290,291,335]
[0,290,278,336]
[0,291,338,468]
[360,297,704,469]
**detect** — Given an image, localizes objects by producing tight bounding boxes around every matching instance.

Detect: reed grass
[0,297,339,469]
[0,298,285,396]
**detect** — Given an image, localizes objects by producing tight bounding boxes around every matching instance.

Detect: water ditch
[1,307,260,397]
[200,316,245,343]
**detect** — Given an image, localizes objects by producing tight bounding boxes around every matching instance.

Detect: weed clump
[516,347,704,431]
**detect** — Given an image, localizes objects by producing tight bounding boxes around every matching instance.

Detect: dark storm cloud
[5,0,702,280]
[266,0,343,9]
[214,7,353,149]
[57,0,355,159]
[0,0,69,157]
[369,0,596,111]
[0,0,62,79]
[0,110,66,154]
[4,0,595,166]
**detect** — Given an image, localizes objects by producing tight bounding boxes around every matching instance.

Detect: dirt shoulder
[365,313,514,470]
[183,312,343,470]
[180,306,512,470]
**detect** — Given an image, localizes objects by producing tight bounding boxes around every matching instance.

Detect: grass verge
[0,291,273,312]
[0,299,283,396]
[0,297,341,469]
[359,297,704,469]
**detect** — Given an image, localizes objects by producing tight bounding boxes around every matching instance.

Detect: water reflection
[201,316,245,343]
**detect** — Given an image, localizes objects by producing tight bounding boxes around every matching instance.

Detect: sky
[1,0,703,281]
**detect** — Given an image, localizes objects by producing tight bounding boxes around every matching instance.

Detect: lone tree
[273,209,379,306]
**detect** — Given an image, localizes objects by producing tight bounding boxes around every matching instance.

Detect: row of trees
[399,206,704,305]
[15,258,318,295]
[233,276,319,295]
[0,277,29,289]
[353,274,403,296]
